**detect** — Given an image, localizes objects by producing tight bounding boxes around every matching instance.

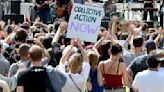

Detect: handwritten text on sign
[67,3,104,42]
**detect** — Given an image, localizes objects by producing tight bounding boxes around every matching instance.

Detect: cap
[145,40,156,49]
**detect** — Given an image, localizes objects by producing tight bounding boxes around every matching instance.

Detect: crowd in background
[0,0,164,92]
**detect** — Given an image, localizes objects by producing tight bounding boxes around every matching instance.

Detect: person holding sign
[58,39,90,92]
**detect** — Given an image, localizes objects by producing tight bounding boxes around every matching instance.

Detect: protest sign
[66,3,104,42]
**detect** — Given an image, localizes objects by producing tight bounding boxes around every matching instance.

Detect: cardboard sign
[66,3,104,42]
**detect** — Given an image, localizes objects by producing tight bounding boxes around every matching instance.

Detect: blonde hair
[68,53,83,71]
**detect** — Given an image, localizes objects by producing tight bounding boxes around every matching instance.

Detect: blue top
[88,68,103,92]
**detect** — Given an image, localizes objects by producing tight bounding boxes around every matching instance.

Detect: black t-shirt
[17,67,47,92]
[129,55,148,79]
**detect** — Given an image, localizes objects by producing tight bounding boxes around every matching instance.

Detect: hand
[59,21,68,34]
[70,39,77,47]
[77,39,84,47]
[7,19,11,25]
[87,81,92,91]
[33,38,44,48]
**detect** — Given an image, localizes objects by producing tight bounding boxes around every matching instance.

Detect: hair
[133,37,144,47]
[87,50,98,67]
[15,29,27,43]
[142,23,148,31]
[42,36,53,49]
[101,40,112,55]
[147,50,162,68]
[68,53,83,72]
[111,44,122,55]
[28,45,43,62]
[19,44,30,57]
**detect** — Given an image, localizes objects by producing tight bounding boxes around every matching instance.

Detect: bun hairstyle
[111,44,122,55]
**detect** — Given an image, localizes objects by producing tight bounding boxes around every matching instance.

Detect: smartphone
[26,39,34,44]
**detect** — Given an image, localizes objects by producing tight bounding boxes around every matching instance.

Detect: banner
[66,3,104,42]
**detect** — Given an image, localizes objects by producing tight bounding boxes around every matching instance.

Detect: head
[68,53,83,74]
[147,50,164,69]
[28,45,43,62]
[145,40,156,54]
[87,50,98,69]
[19,44,30,59]
[15,28,28,43]
[142,23,148,32]
[101,40,112,56]
[42,35,53,49]
[133,36,144,48]
[111,44,123,58]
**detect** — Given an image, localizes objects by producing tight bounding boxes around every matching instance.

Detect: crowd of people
[0,0,164,92]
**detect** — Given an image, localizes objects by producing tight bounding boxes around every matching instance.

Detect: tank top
[103,62,122,89]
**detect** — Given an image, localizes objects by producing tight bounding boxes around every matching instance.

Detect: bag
[46,72,56,92]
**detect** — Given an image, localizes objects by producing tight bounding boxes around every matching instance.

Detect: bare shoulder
[98,61,104,67]
[119,62,127,69]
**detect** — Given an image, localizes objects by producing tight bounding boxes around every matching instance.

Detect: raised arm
[77,39,88,62]
[59,40,74,64]
[154,28,164,47]
[52,22,67,43]
[111,16,119,40]
[92,37,105,57]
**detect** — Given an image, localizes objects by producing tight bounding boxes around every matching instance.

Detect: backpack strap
[69,74,82,92]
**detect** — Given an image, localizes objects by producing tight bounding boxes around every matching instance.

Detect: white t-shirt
[159,67,164,74]
[57,62,90,92]
[132,70,164,92]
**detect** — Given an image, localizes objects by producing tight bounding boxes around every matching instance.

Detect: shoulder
[98,61,105,68]
[10,63,18,68]
[18,68,31,76]
[0,58,10,65]
[9,63,18,72]
[119,62,127,69]
[135,70,148,77]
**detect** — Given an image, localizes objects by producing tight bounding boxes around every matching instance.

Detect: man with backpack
[17,45,66,92]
